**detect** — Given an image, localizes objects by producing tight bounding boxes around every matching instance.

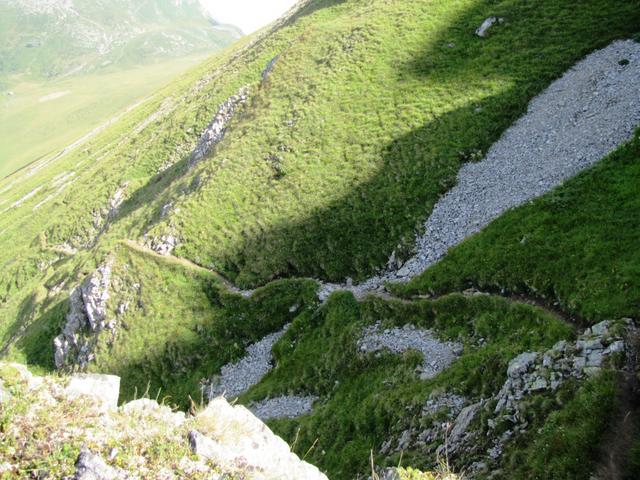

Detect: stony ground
[202,326,290,401]
[357,323,463,380]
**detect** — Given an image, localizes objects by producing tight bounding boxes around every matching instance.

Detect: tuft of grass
[502,371,619,480]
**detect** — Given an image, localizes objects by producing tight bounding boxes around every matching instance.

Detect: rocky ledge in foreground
[0,363,327,480]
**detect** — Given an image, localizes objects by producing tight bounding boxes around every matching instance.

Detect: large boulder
[65,374,120,411]
[190,397,328,480]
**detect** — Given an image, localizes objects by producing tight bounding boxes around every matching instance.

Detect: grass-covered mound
[7,243,319,407]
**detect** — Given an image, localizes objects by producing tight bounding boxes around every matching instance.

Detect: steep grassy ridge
[152,0,640,287]
[5,241,319,406]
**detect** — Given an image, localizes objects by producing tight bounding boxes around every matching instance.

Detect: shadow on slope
[178,0,640,288]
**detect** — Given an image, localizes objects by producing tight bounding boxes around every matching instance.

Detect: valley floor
[0,55,208,179]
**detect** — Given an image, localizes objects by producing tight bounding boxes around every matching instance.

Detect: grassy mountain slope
[146,0,640,288]
[392,132,640,324]
[0,0,639,478]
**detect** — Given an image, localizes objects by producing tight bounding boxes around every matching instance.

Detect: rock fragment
[73,448,125,480]
[475,17,504,37]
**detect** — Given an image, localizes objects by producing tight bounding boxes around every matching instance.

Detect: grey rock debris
[357,323,462,379]
[202,325,289,401]
[250,395,318,420]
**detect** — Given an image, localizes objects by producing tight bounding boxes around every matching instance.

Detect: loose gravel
[358,323,463,379]
[203,325,289,401]
[319,39,640,300]
[250,395,318,420]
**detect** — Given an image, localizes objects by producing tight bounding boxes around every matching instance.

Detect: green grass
[0,55,209,179]
[392,130,640,324]
[157,0,640,288]
[9,243,319,408]
[502,371,620,480]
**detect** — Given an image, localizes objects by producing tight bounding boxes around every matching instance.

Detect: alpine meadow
[1,1,639,479]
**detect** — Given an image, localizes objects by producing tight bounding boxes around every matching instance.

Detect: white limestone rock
[65,374,120,411]
[475,16,504,38]
[191,397,328,480]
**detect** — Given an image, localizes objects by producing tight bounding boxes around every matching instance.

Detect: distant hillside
[0,0,242,179]
[0,0,242,84]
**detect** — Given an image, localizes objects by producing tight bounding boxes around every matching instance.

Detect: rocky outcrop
[64,374,120,411]
[188,86,249,168]
[382,320,636,473]
[144,234,179,256]
[91,184,128,234]
[494,320,627,416]
[72,448,127,480]
[53,261,114,369]
[0,363,327,479]
[190,397,327,480]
